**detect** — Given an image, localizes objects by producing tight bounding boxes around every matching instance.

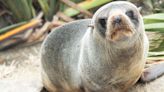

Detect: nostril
[113,16,122,24]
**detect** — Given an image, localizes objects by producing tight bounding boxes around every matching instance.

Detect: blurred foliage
[0,0,163,58]
[38,0,60,20]
[63,0,112,17]
[0,0,60,22]
[0,0,33,22]
[143,13,164,52]
[128,0,164,15]
[0,0,112,34]
[144,13,164,32]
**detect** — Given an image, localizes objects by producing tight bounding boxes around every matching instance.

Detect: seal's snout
[111,14,125,29]
[113,15,122,24]
[106,13,135,42]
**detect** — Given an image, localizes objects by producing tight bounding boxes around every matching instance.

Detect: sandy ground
[0,43,43,92]
[0,43,164,92]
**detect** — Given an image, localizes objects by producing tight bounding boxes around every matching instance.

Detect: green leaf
[143,13,164,20]
[145,23,164,30]
[38,0,50,19]
[144,19,164,24]
[47,0,59,20]
[148,51,164,57]
[143,13,164,24]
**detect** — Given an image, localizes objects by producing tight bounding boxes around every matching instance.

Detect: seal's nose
[113,16,122,24]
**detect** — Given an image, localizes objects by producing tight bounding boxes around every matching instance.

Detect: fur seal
[41,1,163,92]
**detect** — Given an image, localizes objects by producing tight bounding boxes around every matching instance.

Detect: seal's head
[91,1,144,46]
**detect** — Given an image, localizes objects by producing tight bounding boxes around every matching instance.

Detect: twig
[51,20,65,27]
[36,12,44,20]
[60,0,93,17]
[52,16,65,27]
[23,29,34,40]
[0,11,6,16]
[31,22,52,41]
[57,12,74,22]
[146,59,164,64]
[0,19,42,42]
[0,10,11,16]
[0,38,25,51]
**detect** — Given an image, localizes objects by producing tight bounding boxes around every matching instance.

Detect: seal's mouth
[106,14,134,42]
[110,26,134,41]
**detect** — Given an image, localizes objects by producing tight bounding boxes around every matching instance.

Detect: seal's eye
[126,10,134,19]
[98,18,107,29]
[97,17,107,37]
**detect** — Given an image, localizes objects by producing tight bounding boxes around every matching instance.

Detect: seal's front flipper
[140,62,164,82]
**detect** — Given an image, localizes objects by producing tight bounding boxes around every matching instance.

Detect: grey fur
[41,1,149,92]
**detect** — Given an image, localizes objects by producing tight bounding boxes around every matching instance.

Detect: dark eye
[126,10,134,18]
[98,18,107,29]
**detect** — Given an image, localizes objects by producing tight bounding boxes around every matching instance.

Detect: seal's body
[41,19,92,92]
[41,1,149,92]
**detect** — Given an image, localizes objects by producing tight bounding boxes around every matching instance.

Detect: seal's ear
[88,24,94,29]
[138,7,142,13]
